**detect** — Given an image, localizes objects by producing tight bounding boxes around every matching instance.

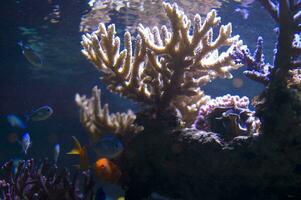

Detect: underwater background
[0,0,280,199]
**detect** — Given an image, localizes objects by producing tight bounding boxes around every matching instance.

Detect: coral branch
[232,36,272,85]
[75,86,143,139]
[259,0,278,23]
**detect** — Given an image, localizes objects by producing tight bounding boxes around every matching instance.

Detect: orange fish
[67,136,89,170]
[94,158,121,183]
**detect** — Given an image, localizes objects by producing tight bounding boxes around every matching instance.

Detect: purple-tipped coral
[194,94,261,141]
[0,159,95,200]
[232,36,273,85]
[234,0,301,89]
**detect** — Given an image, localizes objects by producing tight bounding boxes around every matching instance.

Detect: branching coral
[75,86,143,139]
[81,2,242,125]
[233,33,301,88]
[232,36,273,85]
[232,0,301,134]
[248,0,301,86]
[0,159,95,200]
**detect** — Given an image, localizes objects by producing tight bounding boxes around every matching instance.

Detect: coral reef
[233,0,301,135]
[77,1,301,199]
[0,159,95,200]
[81,2,242,125]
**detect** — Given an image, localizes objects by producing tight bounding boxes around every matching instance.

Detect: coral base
[119,106,301,200]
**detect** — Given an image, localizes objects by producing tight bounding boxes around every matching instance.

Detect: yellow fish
[67,136,89,170]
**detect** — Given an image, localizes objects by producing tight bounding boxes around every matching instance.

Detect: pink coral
[194,94,260,141]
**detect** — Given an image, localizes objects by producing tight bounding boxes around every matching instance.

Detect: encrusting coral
[194,94,261,142]
[81,2,242,125]
[75,86,143,140]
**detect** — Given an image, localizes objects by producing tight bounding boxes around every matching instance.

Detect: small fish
[12,159,21,174]
[19,132,32,154]
[93,134,124,159]
[251,95,266,107]
[26,106,53,121]
[234,8,249,19]
[7,114,26,129]
[67,136,89,170]
[94,158,121,183]
[18,41,43,67]
[95,187,106,200]
[54,144,60,166]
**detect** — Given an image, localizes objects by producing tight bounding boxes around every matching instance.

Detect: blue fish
[26,106,53,121]
[54,144,60,166]
[11,158,21,174]
[7,114,26,129]
[93,134,124,159]
[19,133,31,154]
[18,41,43,67]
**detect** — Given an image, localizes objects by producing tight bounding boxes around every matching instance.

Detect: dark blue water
[0,0,276,198]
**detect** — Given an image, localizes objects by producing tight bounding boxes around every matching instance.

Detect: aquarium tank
[0,0,301,199]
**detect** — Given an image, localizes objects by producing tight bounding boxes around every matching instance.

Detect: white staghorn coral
[81,2,243,125]
[75,86,143,139]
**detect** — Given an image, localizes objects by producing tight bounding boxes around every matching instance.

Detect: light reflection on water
[80,0,223,33]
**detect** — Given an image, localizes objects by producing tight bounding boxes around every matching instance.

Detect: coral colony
[1,0,301,199]
[0,159,94,199]
[193,95,261,142]
[80,2,242,127]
